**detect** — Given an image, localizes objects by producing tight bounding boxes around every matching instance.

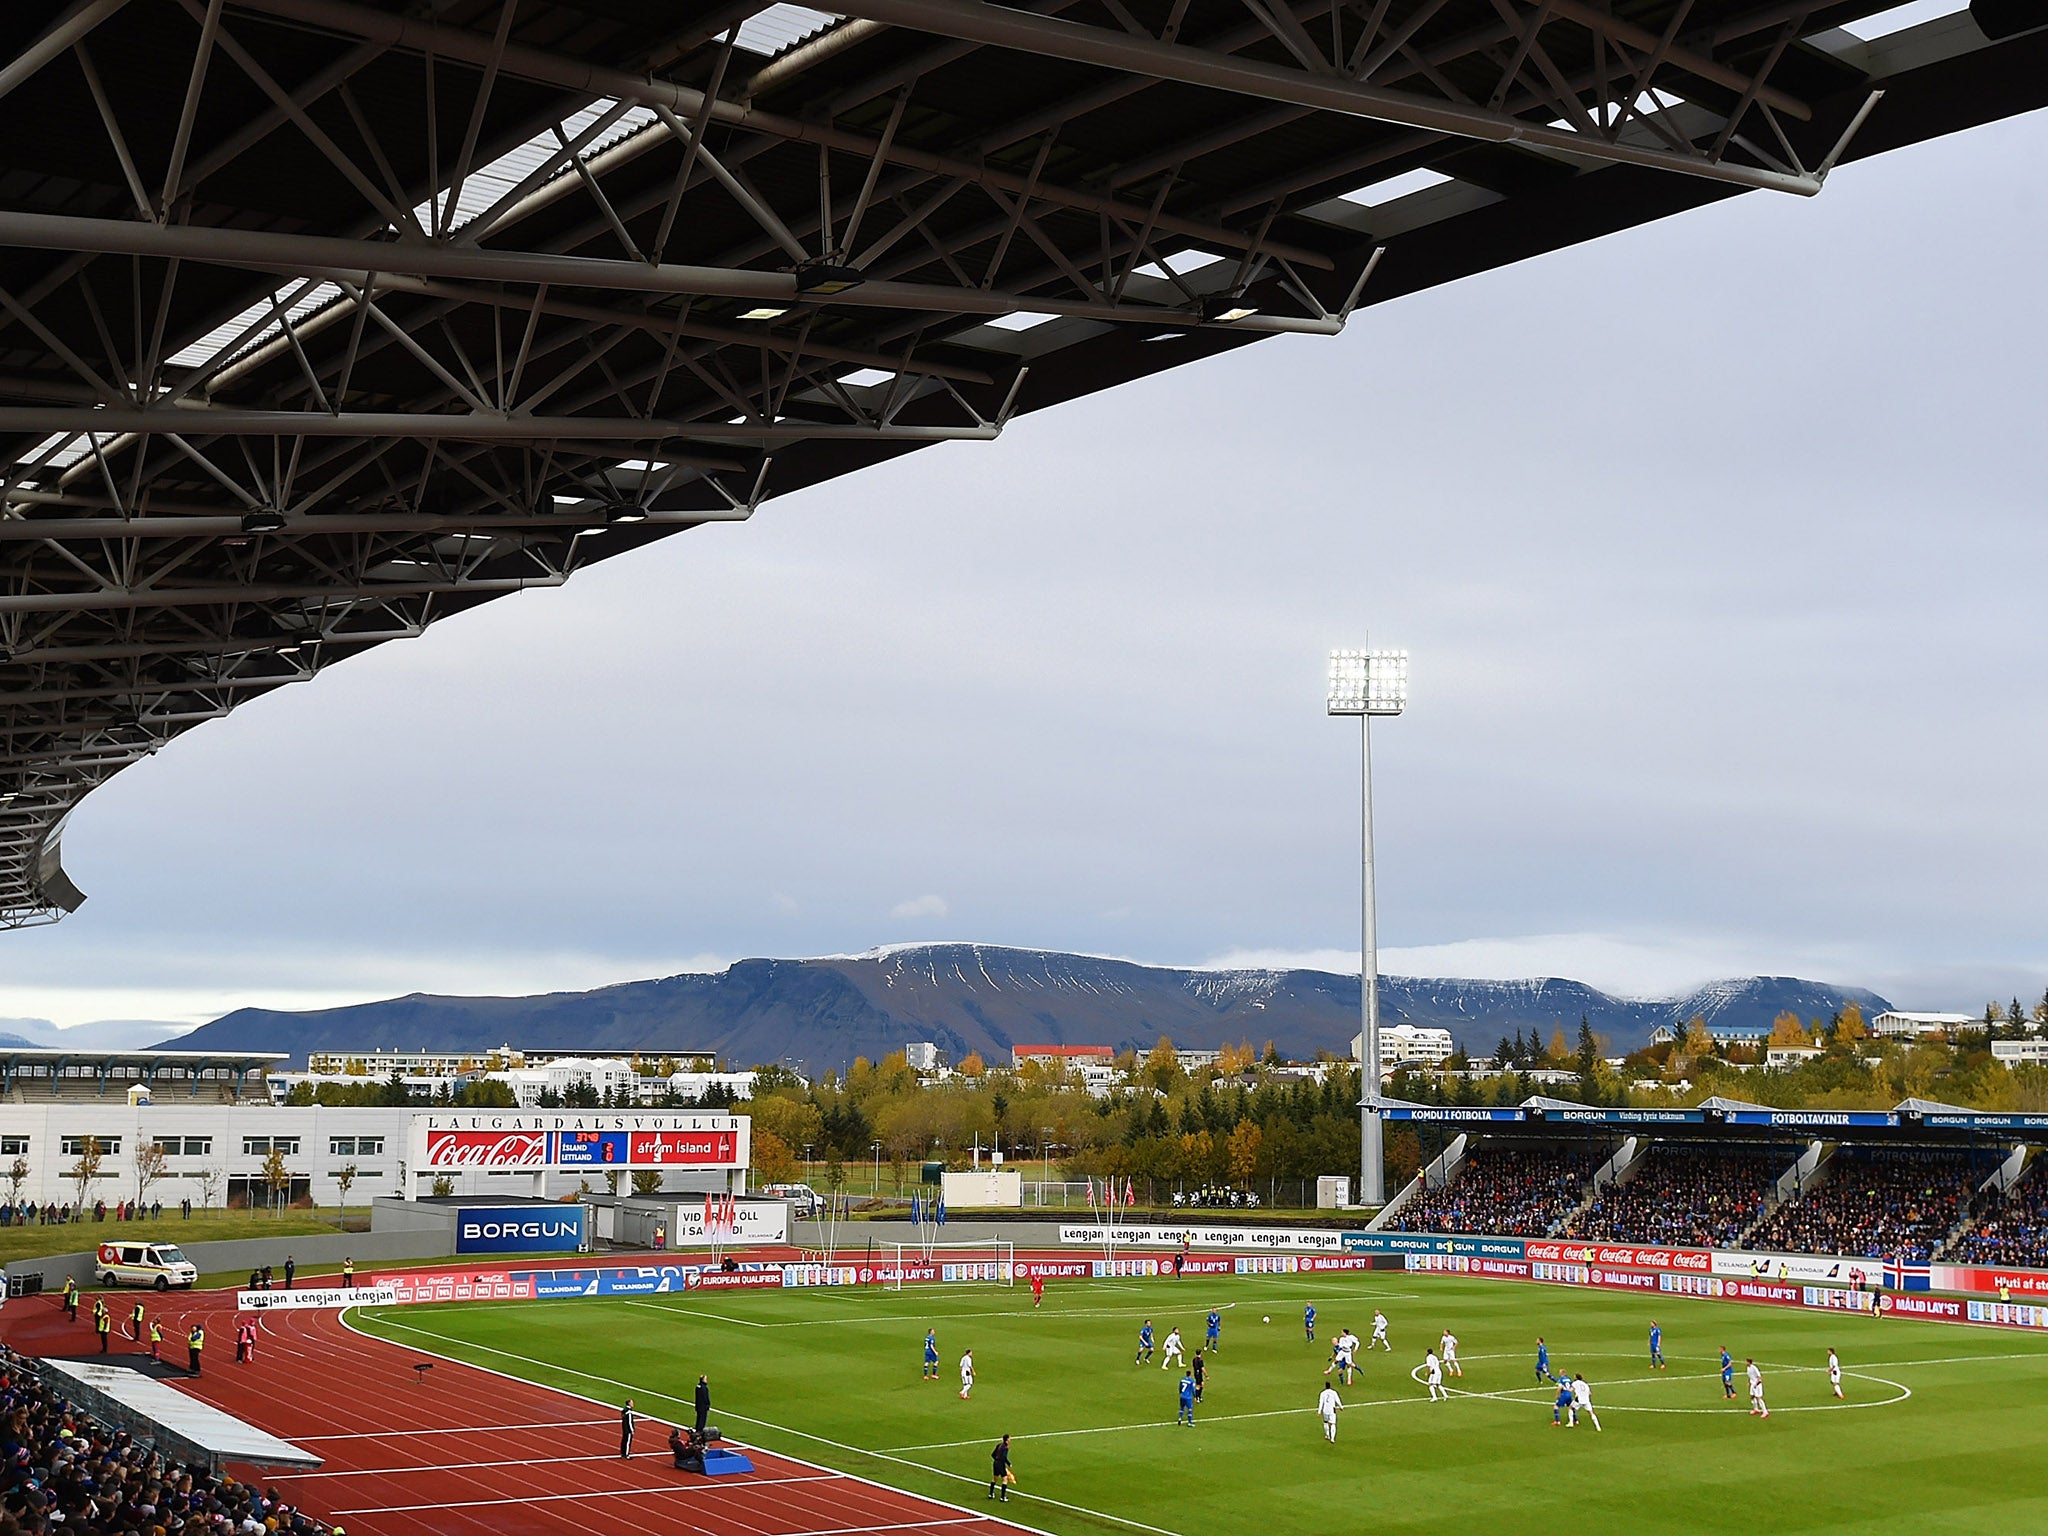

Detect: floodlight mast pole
[1328,647,1405,1208]
[1359,709,1383,1209]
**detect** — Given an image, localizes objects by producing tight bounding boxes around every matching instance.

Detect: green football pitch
[351,1273,2048,1535]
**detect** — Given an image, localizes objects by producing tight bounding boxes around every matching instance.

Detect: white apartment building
[1350,1024,1457,1066]
[306,1045,718,1075]
[1872,1011,1977,1039]
[1992,1039,2048,1067]
[904,1043,942,1071]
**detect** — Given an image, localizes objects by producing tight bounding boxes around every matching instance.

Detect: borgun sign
[414,1113,749,1173]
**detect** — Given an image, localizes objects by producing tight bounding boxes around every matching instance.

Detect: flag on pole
[911,1192,922,1226]
[1125,1177,1135,1208]
[937,1196,948,1226]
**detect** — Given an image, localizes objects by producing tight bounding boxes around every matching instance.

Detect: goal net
[886,1238,1015,1289]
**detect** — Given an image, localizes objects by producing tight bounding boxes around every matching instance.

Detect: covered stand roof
[1383,1092,2048,1139]
[2,0,2044,922]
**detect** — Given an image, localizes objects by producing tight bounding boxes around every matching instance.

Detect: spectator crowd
[1946,1171,2048,1269]
[1393,1145,1595,1237]
[0,1344,337,1536]
[1564,1145,1787,1249]
[1748,1146,1989,1263]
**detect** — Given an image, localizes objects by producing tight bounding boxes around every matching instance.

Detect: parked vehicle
[760,1183,822,1218]
[95,1241,198,1290]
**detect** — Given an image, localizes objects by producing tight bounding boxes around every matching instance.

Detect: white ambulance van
[94,1241,199,1290]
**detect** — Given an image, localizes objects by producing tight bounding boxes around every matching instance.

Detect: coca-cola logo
[426,1130,547,1167]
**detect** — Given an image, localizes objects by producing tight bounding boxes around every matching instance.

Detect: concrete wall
[5,1227,457,1292]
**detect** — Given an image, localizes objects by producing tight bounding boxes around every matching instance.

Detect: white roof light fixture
[1327,648,1408,716]
[739,306,790,321]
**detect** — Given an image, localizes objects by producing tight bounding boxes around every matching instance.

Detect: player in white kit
[1439,1330,1461,1377]
[1827,1348,1843,1399]
[1746,1359,1768,1419]
[1318,1382,1343,1441]
[959,1349,975,1399]
[1161,1327,1186,1369]
[1370,1310,1391,1351]
[1571,1375,1601,1431]
[1424,1350,1448,1401]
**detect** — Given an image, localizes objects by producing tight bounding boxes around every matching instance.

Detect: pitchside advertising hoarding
[455,1204,589,1254]
[412,1112,749,1173]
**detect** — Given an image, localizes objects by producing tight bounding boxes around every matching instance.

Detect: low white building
[1766,1045,1824,1069]
[1350,1024,1456,1066]
[1872,1011,1976,1039]
[904,1042,942,1071]
[486,1058,755,1107]
[1992,1039,2048,1067]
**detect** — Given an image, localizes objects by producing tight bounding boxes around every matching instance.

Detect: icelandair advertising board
[413,1113,750,1173]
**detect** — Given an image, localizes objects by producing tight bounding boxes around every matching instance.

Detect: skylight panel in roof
[164,280,343,370]
[985,312,1060,331]
[1131,249,1224,280]
[733,5,842,56]
[838,367,895,388]
[1836,0,1962,39]
[1340,168,1453,206]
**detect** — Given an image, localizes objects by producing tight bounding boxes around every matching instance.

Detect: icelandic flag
[1884,1257,1931,1292]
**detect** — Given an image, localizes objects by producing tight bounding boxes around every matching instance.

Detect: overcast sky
[6,105,2045,1036]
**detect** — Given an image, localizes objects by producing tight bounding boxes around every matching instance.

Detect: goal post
[886,1238,1015,1290]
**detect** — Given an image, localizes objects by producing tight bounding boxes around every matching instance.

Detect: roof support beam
[0,405,1006,442]
[818,0,1822,193]
[0,213,1344,334]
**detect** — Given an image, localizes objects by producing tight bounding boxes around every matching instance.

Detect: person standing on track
[620,1398,637,1459]
[93,1298,110,1354]
[129,1299,145,1343]
[694,1375,712,1436]
[342,1257,355,1289]
[235,1317,256,1363]
[147,1318,161,1362]
[186,1322,204,1375]
[60,1277,78,1322]
[284,1255,295,1290]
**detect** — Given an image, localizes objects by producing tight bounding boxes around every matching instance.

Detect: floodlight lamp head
[793,261,866,296]
[1327,647,1408,716]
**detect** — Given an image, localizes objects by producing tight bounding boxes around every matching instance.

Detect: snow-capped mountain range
[162,943,1891,1067]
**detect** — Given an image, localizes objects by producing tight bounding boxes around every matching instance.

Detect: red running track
[4,1291,1040,1536]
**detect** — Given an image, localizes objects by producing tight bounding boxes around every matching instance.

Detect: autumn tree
[1225,1121,1262,1185]
[1768,1011,1811,1047]
[261,1146,292,1212]
[751,1128,799,1185]
[1145,1036,1180,1091]
[334,1164,359,1213]
[1681,1017,1714,1057]
[1835,1003,1867,1046]
[132,1141,169,1207]
[1547,1027,1571,1066]
[66,1135,103,1211]
[957,1051,986,1077]
[4,1155,26,1208]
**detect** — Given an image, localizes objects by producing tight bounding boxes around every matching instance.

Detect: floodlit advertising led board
[413,1114,750,1172]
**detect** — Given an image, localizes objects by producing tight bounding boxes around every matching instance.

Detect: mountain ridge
[156,943,1891,1068]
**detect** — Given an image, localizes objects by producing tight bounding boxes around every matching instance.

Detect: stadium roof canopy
[2,0,2044,924]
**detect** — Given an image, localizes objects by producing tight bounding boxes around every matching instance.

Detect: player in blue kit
[1649,1321,1666,1370]
[924,1330,940,1381]
[1207,1309,1222,1352]
[1552,1378,1577,1427]
[1176,1370,1197,1426]
[1136,1320,1155,1366]
[1535,1337,1550,1383]
[1304,1303,1317,1343]
[1720,1347,1736,1399]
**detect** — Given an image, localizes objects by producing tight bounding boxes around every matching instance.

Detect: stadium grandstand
[3,0,2047,927]
[1374,1095,2048,1260]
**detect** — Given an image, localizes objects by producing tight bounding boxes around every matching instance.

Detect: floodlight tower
[1327,647,1408,1207]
